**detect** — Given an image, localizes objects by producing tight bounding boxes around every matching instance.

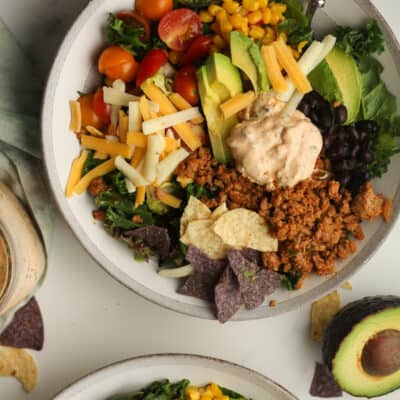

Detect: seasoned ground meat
[177,146,387,285]
[88,177,108,197]
[352,181,391,221]
[176,147,265,211]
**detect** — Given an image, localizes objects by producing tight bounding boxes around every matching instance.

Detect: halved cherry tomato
[179,35,213,66]
[173,65,199,106]
[135,0,173,21]
[98,46,138,82]
[78,94,103,129]
[136,49,168,87]
[116,11,151,42]
[158,9,202,52]
[92,88,111,125]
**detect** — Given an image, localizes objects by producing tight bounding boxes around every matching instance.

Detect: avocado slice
[206,52,243,102]
[230,31,268,92]
[197,66,237,163]
[309,46,361,123]
[323,296,400,397]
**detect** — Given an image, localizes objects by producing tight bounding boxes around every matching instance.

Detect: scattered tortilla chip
[215,267,242,323]
[131,226,171,260]
[178,246,226,301]
[211,203,228,220]
[180,196,211,235]
[0,346,38,392]
[213,208,278,252]
[311,291,341,342]
[310,362,342,398]
[180,219,227,259]
[228,250,280,309]
[340,281,352,290]
[0,297,44,351]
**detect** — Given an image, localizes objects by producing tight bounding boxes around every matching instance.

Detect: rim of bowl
[41,0,400,321]
[52,353,299,400]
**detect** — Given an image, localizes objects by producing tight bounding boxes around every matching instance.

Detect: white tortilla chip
[0,346,38,392]
[180,196,211,236]
[181,219,227,259]
[213,208,278,252]
[211,203,228,220]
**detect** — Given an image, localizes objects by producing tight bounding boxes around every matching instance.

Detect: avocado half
[323,296,400,398]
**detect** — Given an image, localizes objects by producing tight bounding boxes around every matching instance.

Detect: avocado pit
[361,330,400,376]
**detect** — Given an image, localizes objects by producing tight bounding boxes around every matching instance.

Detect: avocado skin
[322,295,400,368]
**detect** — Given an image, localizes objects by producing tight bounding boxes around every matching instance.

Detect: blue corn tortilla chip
[0,297,44,350]
[228,250,280,310]
[178,246,226,302]
[240,248,262,265]
[131,226,171,260]
[215,267,242,323]
[310,362,343,398]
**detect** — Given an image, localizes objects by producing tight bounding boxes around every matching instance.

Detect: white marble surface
[1,1,400,399]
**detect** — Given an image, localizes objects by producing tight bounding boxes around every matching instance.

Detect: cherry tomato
[135,0,173,21]
[179,35,213,66]
[158,9,202,52]
[78,94,103,129]
[116,11,151,42]
[136,49,168,87]
[92,88,111,125]
[173,65,199,106]
[98,46,138,82]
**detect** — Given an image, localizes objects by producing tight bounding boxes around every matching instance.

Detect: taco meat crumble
[177,147,392,288]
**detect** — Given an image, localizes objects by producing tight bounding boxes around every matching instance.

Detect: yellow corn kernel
[216,9,228,22]
[213,34,226,49]
[271,3,287,13]
[262,8,272,24]
[199,10,214,23]
[209,383,222,396]
[269,11,281,25]
[239,7,248,16]
[223,0,240,14]
[219,19,233,33]
[243,0,259,12]
[214,397,230,400]
[238,20,249,36]
[186,388,200,400]
[262,26,276,44]
[229,14,243,29]
[208,4,222,16]
[249,25,265,39]
[168,51,181,65]
[297,40,309,53]
[279,31,288,43]
[248,10,262,24]
[259,0,269,7]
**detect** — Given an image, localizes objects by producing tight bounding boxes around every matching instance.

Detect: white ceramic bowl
[42,0,400,320]
[53,354,298,400]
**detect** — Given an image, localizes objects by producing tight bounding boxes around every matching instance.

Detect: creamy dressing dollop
[228,94,323,190]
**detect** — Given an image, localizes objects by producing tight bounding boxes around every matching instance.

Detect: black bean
[335,126,348,142]
[350,144,360,159]
[334,106,348,125]
[333,159,362,171]
[348,170,368,193]
[356,120,379,135]
[298,101,310,116]
[319,108,333,129]
[358,130,369,142]
[362,151,374,164]
[335,171,351,188]
[348,126,360,143]
[310,110,320,125]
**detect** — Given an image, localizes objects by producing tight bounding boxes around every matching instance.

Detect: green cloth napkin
[0,18,54,329]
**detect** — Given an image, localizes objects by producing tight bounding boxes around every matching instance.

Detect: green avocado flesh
[197,66,238,164]
[323,296,400,398]
[206,52,243,102]
[230,31,269,92]
[309,46,361,123]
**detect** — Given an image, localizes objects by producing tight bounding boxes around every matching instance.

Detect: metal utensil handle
[306,0,326,22]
